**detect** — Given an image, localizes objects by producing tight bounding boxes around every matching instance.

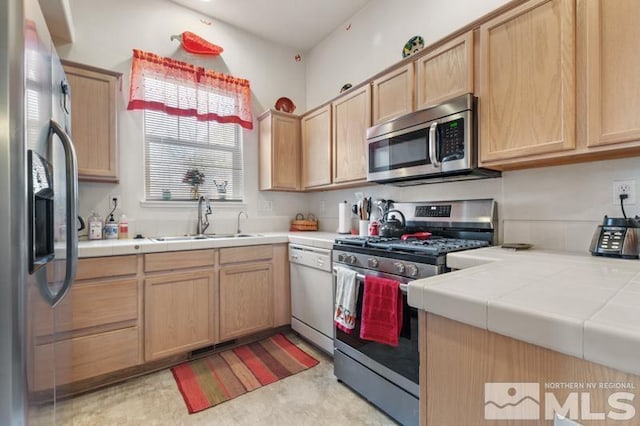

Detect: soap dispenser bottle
[104,214,118,240]
[118,214,129,239]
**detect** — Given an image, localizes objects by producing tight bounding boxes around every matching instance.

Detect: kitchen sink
[205,233,263,238]
[151,233,263,242]
[150,235,209,242]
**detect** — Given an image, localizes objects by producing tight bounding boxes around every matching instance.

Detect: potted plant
[182,168,205,199]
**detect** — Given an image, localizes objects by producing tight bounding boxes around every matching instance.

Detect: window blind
[143,78,244,201]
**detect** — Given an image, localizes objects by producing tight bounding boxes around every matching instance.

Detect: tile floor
[33,335,397,425]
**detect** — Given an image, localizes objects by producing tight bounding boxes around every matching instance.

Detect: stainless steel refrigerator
[1,0,78,424]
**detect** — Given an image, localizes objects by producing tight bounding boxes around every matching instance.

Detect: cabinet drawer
[144,249,215,272]
[219,245,273,264]
[33,327,140,390]
[33,278,138,337]
[76,255,137,280]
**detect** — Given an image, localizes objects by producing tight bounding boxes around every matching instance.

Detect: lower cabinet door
[33,327,140,391]
[219,262,274,341]
[144,270,216,361]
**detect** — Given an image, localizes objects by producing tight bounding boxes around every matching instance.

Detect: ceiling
[168,0,371,51]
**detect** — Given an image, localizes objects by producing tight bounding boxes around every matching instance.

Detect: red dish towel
[359,275,403,347]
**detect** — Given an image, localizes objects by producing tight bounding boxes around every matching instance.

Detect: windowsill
[140,199,247,209]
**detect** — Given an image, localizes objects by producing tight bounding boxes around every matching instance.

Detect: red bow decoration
[171,31,223,56]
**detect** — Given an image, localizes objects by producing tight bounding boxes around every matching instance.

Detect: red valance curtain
[127,49,253,129]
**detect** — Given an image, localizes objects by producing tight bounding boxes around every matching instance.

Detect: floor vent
[190,345,215,357]
[215,339,237,349]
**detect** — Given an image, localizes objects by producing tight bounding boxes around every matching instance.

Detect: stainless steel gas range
[332,199,497,426]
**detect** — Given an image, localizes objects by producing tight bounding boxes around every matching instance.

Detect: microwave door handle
[48,120,78,307]
[429,122,441,167]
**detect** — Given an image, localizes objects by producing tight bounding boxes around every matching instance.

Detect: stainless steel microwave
[366,93,500,186]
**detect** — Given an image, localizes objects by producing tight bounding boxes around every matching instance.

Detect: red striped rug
[171,333,319,413]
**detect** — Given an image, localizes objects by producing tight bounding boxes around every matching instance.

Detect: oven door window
[368,128,431,173]
[336,283,419,384]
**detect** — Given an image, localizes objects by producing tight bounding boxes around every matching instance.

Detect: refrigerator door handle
[48,120,78,307]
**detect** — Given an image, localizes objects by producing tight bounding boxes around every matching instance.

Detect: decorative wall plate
[274,97,296,113]
[340,83,353,93]
[402,35,424,58]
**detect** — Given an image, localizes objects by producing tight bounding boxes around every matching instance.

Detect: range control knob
[406,264,419,277]
[368,258,379,268]
[347,255,357,265]
[394,262,406,274]
[337,254,346,262]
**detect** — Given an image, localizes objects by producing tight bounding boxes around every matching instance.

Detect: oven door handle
[332,267,409,294]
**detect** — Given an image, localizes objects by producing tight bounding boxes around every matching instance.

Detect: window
[143,78,244,202]
[127,49,252,202]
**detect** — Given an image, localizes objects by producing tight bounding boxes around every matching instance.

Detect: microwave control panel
[439,118,465,160]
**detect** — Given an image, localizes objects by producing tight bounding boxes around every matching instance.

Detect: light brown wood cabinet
[62,60,121,182]
[415,31,474,110]
[301,105,332,189]
[332,85,371,184]
[421,313,640,425]
[30,255,142,391]
[258,110,300,191]
[584,0,640,150]
[144,269,216,361]
[30,243,290,393]
[143,249,216,361]
[371,63,414,124]
[218,245,275,340]
[478,0,576,166]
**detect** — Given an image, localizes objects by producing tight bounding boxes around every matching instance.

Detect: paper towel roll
[337,201,351,234]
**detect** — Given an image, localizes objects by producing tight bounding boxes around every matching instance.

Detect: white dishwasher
[289,244,333,355]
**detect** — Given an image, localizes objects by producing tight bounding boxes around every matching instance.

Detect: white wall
[57,0,310,237]
[305,0,510,107]
[57,0,640,250]
[304,0,640,252]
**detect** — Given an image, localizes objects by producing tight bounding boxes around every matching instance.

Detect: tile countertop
[407,246,640,377]
[75,231,341,257]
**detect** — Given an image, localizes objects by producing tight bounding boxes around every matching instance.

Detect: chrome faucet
[236,211,248,234]
[197,195,212,235]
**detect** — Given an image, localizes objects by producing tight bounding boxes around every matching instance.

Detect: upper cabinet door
[479,0,576,165]
[258,110,300,191]
[301,105,332,189]
[332,85,371,184]
[62,61,121,182]
[416,31,474,110]
[585,0,640,148]
[371,63,414,124]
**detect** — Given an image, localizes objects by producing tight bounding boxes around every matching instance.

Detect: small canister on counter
[104,214,118,240]
[368,220,379,236]
[88,211,103,240]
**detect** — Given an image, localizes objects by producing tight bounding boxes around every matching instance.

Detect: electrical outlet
[108,194,120,212]
[320,200,326,212]
[612,180,636,205]
[262,200,273,211]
